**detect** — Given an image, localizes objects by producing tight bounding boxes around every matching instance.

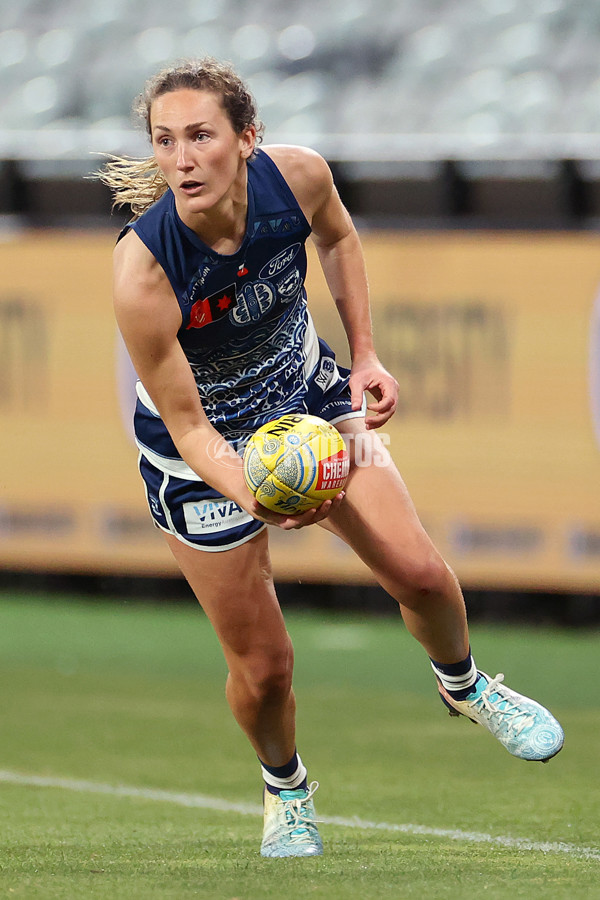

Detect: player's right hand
[247,491,346,530]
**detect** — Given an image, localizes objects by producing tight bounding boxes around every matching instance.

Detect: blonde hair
[98,58,264,218]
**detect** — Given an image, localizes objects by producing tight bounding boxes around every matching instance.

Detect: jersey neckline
[169,158,258,261]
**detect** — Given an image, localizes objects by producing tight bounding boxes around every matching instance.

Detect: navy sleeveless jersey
[123,148,346,478]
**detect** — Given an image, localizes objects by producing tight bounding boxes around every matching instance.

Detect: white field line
[1,769,599,862]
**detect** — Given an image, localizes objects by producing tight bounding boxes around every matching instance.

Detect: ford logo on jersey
[258,243,301,279]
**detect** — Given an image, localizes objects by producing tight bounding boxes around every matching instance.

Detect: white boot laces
[282,781,320,842]
[474,674,536,735]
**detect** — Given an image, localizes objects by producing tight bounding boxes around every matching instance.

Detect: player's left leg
[320,416,564,762]
[322,417,469,665]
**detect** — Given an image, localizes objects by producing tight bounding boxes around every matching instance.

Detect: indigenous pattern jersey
[122,149,350,479]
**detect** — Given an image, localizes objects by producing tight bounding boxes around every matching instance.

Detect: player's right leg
[137,452,322,856]
[164,528,322,857]
[164,528,296,767]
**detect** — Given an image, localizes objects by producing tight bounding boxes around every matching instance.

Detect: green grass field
[0,591,598,900]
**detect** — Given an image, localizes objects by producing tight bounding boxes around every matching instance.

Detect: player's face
[150,88,255,217]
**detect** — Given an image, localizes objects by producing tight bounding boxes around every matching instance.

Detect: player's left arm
[267,145,398,429]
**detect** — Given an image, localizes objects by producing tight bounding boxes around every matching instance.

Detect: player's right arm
[113,231,252,503]
[113,230,339,529]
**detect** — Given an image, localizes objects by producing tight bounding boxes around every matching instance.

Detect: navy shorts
[138,453,267,552]
[137,357,364,552]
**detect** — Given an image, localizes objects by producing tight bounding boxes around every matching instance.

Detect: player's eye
[195,132,210,142]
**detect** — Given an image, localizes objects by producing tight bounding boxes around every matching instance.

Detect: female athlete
[101,58,563,858]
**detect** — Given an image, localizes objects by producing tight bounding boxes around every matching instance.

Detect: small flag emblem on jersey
[186,284,237,329]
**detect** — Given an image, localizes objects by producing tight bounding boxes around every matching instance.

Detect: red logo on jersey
[186,284,237,329]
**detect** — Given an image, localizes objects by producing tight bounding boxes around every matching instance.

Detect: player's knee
[240,648,294,704]
[249,661,293,704]
[394,550,454,602]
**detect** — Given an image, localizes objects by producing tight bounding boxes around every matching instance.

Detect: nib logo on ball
[243,414,349,514]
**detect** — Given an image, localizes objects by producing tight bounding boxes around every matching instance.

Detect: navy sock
[430,650,479,700]
[259,751,308,796]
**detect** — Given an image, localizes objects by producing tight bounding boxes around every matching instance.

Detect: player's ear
[240,125,256,159]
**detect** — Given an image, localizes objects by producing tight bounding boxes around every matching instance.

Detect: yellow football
[243,413,350,514]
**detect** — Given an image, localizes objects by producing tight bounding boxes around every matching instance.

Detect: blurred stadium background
[2,0,600,623]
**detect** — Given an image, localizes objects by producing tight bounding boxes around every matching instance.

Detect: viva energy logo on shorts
[315,449,350,492]
[183,499,250,534]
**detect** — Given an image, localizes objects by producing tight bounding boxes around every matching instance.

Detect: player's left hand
[349,353,398,429]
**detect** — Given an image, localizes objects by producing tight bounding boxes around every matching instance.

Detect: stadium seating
[0,0,596,163]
